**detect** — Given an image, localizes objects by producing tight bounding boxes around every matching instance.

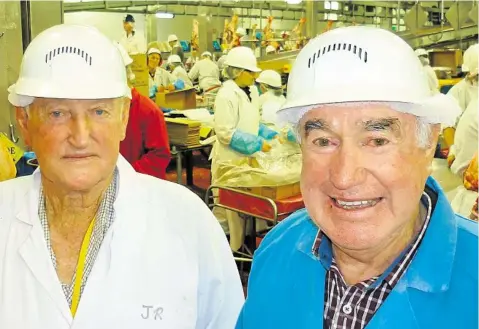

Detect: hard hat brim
[278,92,461,127]
[12,78,132,102]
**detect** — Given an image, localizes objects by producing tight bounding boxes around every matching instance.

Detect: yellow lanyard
[70,217,96,318]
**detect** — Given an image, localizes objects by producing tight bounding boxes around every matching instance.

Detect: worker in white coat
[256,70,285,118]
[0,24,244,329]
[147,48,175,96]
[188,51,222,92]
[212,47,278,250]
[167,54,193,88]
[415,48,439,95]
[168,34,185,63]
[443,44,479,147]
[119,14,146,55]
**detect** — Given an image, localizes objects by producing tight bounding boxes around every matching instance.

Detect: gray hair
[222,66,244,80]
[294,116,433,149]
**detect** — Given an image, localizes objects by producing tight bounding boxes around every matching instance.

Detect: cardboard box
[129,54,149,98]
[239,182,301,200]
[156,88,197,110]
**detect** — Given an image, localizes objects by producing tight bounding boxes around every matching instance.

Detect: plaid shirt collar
[312,190,433,289]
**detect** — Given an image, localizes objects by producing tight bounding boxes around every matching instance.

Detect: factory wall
[64,12,327,46]
[64,12,148,44]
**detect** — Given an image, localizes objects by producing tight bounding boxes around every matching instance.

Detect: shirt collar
[301,178,456,292]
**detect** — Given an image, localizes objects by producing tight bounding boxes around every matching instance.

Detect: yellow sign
[0,133,24,164]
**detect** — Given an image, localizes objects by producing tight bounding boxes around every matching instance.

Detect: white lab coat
[149,68,175,89]
[450,98,478,177]
[423,65,439,95]
[217,56,227,71]
[0,156,244,329]
[211,80,260,251]
[446,79,477,126]
[258,90,286,120]
[188,59,221,91]
[119,31,147,55]
[172,66,193,88]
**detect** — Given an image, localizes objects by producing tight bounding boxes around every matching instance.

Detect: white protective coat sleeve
[194,194,244,329]
[214,93,238,146]
[424,65,440,94]
[189,62,200,82]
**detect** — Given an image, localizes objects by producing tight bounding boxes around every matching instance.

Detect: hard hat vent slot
[44,46,93,66]
[307,43,368,68]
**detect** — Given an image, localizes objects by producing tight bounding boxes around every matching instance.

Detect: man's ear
[16,107,31,147]
[120,98,131,141]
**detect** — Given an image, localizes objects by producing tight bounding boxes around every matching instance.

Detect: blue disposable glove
[258,123,278,140]
[287,129,297,143]
[230,130,264,155]
[149,85,158,98]
[174,79,185,90]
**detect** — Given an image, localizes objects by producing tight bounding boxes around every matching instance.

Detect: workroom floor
[165,150,211,200]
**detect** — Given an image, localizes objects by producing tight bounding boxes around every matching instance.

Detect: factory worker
[1,24,244,329]
[0,138,16,181]
[256,70,285,112]
[168,34,185,63]
[217,49,229,72]
[236,26,476,329]
[451,152,478,217]
[415,48,439,94]
[167,54,194,88]
[188,51,222,92]
[212,46,278,250]
[443,43,479,147]
[147,48,175,94]
[119,14,146,55]
[449,96,478,178]
[233,27,246,47]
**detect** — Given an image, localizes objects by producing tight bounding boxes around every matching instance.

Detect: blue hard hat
[124,14,135,23]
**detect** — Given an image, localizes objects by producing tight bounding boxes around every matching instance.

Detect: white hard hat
[168,54,182,64]
[201,51,212,57]
[256,70,282,88]
[462,44,479,76]
[278,26,461,127]
[266,45,276,54]
[168,34,178,43]
[224,46,261,72]
[147,48,161,56]
[114,41,133,66]
[8,24,131,108]
[236,27,246,37]
[415,48,428,57]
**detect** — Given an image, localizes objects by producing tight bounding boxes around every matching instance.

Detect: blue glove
[174,79,185,90]
[287,129,297,143]
[230,130,264,155]
[149,85,158,98]
[258,124,278,140]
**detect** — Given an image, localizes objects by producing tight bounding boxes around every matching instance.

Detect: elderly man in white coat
[0,24,244,329]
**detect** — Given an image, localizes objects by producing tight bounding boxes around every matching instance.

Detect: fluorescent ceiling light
[285,0,303,4]
[156,12,174,19]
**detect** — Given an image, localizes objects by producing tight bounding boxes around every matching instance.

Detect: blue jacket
[236,177,478,329]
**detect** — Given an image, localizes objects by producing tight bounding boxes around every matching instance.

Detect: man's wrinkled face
[17,98,130,192]
[299,104,438,252]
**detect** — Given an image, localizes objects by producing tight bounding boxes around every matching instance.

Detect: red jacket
[120,88,171,179]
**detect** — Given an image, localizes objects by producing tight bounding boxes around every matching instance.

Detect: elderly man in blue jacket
[236,27,477,329]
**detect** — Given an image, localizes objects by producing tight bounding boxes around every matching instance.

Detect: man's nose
[68,116,91,149]
[329,142,367,190]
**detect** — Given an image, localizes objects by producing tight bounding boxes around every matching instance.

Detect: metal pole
[305,0,318,38]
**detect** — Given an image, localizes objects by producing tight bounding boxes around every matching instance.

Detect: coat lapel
[16,185,72,325]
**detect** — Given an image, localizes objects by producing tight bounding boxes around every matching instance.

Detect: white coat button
[342,304,352,315]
